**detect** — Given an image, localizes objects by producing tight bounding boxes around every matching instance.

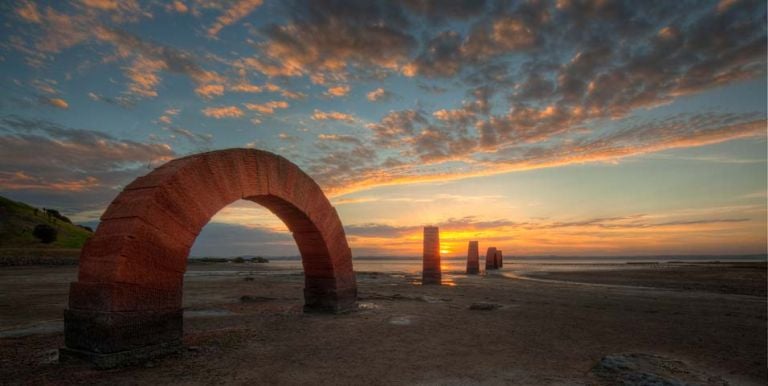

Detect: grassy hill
[0,195,92,252]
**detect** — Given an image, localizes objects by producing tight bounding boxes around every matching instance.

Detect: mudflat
[0,262,765,385]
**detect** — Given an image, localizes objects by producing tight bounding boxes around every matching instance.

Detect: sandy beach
[0,261,765,385]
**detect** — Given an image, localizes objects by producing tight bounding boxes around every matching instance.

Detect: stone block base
[63,308,183,368]
[303,287,357,313]
[423,268,442,285]
[59,340,182,369]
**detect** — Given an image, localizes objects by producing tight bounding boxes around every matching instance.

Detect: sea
[189,255,767,276]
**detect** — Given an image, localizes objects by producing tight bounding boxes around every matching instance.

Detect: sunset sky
[0,0,765,257]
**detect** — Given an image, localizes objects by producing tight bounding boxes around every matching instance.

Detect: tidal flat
[1,261,765,385]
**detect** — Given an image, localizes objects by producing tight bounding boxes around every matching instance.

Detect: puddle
[0,320,63,338]
[357,302,380,311]
[388,315,417,326]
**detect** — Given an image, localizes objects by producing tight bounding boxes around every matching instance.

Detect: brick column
[485,247,498,270]
[422,226,441,284]
[466,241,480,274]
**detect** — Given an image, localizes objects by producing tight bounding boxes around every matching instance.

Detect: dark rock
[469,302,501,311]
[591,353,728,386]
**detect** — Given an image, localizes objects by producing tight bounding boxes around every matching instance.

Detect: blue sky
[0,0,765,257]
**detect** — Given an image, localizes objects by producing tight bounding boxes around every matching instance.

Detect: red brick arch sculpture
[61,149,357,367]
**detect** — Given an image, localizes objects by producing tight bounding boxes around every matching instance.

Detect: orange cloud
[16,1,41,23]
[195,84,225,99]
[311,110,356,123]
[244,100,289,115]
[45,97,69,109]
[158,108,180,125]
[0,171,100,192]
[367,88,391,102]
[207,0,264,37]
[320,118,766,197]
[230,83,263,93]
[432,108,474,122]
[124,57,165,98]
[80,0,120,10]
[168,1,188,13]
[326,85,350,97]
[202,106,244,119]
[340,211,765,257]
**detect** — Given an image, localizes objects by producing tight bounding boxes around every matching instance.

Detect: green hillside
[0,195,92,250]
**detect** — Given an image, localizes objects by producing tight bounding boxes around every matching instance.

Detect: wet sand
[0,262,765,385]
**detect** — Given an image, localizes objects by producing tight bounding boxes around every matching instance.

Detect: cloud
[30,79,58,95]
[278,132,300,142]
[93,28,223,99]
[317,133,362,145]
[0,171,99,192]
[401,0,487,22]
[310,111,765,197]
[343,214,753,239]
[402,2,547,77]
[123,56,164,98]
[230,82,263,93]
[365,109,427,146]
[190,222,297,257]
[207,0,264,37]
[157,108,181,125]
[366,87,392,102]
[14,1,150,54]
[167,1,189,14]
[15,1,41,23]
[87,92,135,108]
[740,191,768,200]
[244,100,289,115]
[195,84,225,99]
[0,115,174,198]
[311,110,356,123]
[166,127,212,146]
[417,84,448,94]
[202,106,244,119]
[43,97,69,109]
[325,85,350,97]
[432,108,475,124]
[247,0,417,79]
[280,89,307,100]
[11,6,222,100]
[79,0,138,12]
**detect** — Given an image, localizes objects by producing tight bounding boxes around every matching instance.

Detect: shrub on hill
[43,208,72,224]
[32,224,58,244]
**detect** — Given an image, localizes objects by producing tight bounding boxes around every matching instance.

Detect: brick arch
[62,149,356,367]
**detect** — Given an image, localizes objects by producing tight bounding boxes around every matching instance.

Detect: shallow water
[257,255,765,275]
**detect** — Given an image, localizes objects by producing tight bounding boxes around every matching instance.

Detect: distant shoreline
[1,249,764,267]
[191,254,767,261]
